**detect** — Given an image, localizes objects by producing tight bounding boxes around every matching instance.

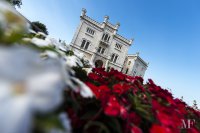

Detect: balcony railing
[100,40,110,46]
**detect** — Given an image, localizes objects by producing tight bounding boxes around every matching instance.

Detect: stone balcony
[99,40,110,46]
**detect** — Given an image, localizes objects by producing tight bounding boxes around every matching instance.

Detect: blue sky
[18,0,200,107]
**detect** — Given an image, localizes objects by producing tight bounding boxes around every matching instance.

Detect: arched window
[86,27,95,35]
[85,42,90,50]
[128,61,131,65]
[97,47,106,54]
[102,33,110,42]
[97,47,102,53]
[111,54,115,62]
[115,43,122,50]
[81,39,86,48]
[101,48,105,54]
[80,39,90,50]
[107,36,110,42]
[111,53,118,63]
[107,67,110,72]
[104,34,108,41]
[114,55,118,63]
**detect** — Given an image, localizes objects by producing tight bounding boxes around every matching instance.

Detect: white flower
[37,31,47,37]
[64,55,83,67]
[59,113,72,133]
[73,49,84,59]
[41,50,59,59]
[28,29,37,34]
[30,36,61,48]
[0,45,69,133]
[83,68,93,74]
[31,37,51,47]
[71,77,93,98]
[45,37,60,47]
[0,85,31,133]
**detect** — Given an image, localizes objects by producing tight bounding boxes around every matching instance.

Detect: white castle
[70,8,148,77]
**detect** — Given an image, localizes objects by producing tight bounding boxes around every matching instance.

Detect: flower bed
[65,68,200,133]
[0,1,200,132]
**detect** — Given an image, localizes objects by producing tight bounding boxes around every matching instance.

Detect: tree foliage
[31,21,49,35]
[6,0,22,7]
[193,100,198,110]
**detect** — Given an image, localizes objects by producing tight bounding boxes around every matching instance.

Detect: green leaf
[34,114,65,132]
[84,121,110,133]
[106,117,122,133]
[80,110,99,120]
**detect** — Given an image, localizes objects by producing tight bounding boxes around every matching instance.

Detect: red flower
[156,111,174,126]
[88,73,99,81]
[86,83,110,99]
[85,82,99,98]
[120,105,128,119]
[150,124,173,133]
[97,85,111,100]
[104,95,128,119]
[83,68,200,133]
[113,83,124,94]
[129,112,141,126]
[131,126,142,133]
[156,110,182,129]
[109,69,125,81]
[104,95,121,116]
[188,128,200,133]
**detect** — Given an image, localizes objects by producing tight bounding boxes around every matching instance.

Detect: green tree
[6,0,22,7]
[193,100,198,110]
[31,21,49,35]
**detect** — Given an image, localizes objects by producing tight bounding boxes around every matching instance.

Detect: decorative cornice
[106,22,116,30]
[81,15,102,28]
[115,34,132,45]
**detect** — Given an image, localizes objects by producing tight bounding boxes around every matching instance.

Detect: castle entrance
[95,60,103,68]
